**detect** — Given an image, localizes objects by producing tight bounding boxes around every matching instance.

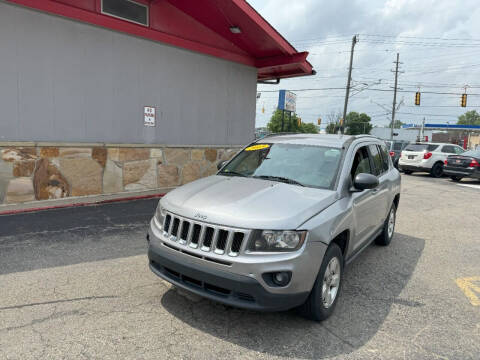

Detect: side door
[369,144,392,225]
[349,145,381,252]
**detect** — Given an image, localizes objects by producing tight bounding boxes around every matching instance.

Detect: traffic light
[461,94,467,107]
[415,92,421,106]
[317,118,322,126]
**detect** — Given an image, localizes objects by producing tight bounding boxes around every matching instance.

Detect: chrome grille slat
[162,212,248,258]
[225,231,235,254]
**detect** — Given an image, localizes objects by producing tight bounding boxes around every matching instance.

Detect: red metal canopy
[7,0,314,81]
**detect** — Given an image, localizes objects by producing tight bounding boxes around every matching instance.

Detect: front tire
[430,162,444,178]
[375,203,396,246]
[300,244,343,321]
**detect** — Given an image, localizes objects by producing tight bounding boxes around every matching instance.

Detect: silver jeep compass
[147,134,401,321]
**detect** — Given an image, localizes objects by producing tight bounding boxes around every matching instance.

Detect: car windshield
[219,143,343,189]
[461,150,480,158]
[405,144,438,151]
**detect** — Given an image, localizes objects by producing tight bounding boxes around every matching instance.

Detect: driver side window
[351,146,373,180]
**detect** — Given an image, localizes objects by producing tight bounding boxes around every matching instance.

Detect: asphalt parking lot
[0,174,479,359]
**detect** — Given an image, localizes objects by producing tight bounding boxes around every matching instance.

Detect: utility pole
[390,53,401,140]
[421,117,425,141]
[341,35,358,134]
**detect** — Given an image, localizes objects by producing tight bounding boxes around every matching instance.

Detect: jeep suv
[147,134,401,321]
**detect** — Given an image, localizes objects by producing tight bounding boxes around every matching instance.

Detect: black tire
[402,170,413,175]
[375,203,396,246]
[299,244,343,321]
[430,162,444,178]
[450,176,463,182]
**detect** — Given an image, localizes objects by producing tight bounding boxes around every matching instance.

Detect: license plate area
[408,155,415,160]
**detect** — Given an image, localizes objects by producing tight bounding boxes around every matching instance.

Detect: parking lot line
[455,277,480,306]
[457,184,480,190]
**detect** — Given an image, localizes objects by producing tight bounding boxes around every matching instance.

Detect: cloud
[249,0,480,129]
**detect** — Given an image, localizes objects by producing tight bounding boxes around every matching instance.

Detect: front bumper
[147,217,326,311]
[148,244,309,311]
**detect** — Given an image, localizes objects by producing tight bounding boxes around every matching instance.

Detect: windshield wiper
[253,175,305,187]
[218,171,247,177]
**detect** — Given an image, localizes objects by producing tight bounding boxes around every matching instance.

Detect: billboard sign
[278,90,297,112]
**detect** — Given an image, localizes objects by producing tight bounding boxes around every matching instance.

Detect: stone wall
[0,144,239,205]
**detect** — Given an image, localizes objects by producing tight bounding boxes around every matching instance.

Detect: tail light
[389,151,395,157]
[444,159,448,165]
[469,159,480,167]
[423,152,433,160]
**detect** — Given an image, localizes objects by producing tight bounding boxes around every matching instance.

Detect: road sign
[278,90,297,112]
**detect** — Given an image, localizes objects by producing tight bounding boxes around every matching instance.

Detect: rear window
[462,150,480,158]
[405,144,439,152]
[392,142,405,151]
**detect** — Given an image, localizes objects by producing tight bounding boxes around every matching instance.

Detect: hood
[161,175,338,230]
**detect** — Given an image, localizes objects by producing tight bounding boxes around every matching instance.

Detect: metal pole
[342,35,357,135]
[390,53,400,140]
[421,117,425,141]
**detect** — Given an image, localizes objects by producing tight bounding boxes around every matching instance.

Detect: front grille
[161,212,249,257]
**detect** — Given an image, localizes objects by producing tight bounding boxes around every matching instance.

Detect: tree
[325,122,339,134]
[457,110,480,125]
[266,109,300,133]
[299,122,319,134]
[344,112,372,135]
[390,120,404,129]
[266,110,318,134]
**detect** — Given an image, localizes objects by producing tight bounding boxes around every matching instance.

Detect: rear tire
[375,203,396,246]
[430,162,444,178]
[450,176,463,182]
[300,244,343,322]
[402,170,413,175]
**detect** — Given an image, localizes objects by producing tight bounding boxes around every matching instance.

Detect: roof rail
[353,134,377,139]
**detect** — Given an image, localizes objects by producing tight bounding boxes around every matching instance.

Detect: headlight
[248,230,307,252]
[155,202,166,224]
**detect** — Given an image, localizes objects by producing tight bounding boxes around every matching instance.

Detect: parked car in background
[385,140,409,169]
[147,134,401,321]
[399,142,465,177]
[444,149,480,182]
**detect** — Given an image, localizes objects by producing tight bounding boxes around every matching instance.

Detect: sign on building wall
[144,106,156,127]
[278,90,297,112]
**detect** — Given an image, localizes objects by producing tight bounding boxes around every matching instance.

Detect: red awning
[7,0,313,80]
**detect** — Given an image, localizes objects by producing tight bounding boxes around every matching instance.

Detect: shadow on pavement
[161,233,425,359]
[0,198,157,275]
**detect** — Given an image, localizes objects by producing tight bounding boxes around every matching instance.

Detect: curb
[0,192,166,216]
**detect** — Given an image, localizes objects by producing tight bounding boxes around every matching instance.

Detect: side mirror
[217,160,228,170]
[352,173,379,191]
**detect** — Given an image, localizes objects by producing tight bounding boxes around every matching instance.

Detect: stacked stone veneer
[0,145,239,205]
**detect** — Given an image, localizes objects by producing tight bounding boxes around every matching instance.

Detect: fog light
[272,272,291,286]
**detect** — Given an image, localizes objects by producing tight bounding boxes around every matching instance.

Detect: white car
[398,142,465,177]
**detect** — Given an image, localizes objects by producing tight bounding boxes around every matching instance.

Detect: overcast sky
[248,0,480,129]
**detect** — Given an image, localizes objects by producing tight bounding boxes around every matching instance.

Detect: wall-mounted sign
[144,106,156,127]
[278,90,296,112]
